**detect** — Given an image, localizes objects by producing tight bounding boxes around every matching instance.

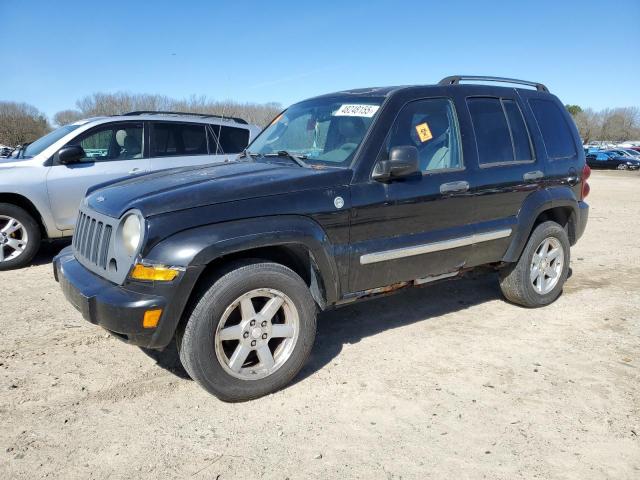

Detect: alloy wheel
[530,237,563,295]
[0,215,28,263]
[214,288,300,380]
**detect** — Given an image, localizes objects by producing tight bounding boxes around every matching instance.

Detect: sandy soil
[1,171,639,479]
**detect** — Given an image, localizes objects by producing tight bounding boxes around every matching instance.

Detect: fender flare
[144,215,342,305]
[503,187,579,263]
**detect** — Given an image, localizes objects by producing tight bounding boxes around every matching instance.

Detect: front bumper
[54,246,202,349]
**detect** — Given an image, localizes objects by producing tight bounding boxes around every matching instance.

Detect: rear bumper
[574,200,589,243]
[54,246,203,349]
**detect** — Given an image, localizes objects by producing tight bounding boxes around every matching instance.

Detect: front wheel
[499,221,570,308]
[0,203,41,271]
[178,261,317,402]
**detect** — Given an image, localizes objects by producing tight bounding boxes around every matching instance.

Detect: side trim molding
[360,228,512,265]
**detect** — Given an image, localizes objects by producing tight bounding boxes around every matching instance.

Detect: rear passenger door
[148,121,217,171]
[463,93,544,267]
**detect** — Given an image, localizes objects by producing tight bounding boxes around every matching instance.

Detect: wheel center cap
[251,327,262,339]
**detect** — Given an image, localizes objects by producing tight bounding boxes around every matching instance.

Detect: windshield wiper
[237,149,260,160]
[264,150,309,168]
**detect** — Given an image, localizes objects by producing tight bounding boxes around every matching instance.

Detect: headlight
[121,213,142,256]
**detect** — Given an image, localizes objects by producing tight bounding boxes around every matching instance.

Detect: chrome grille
[73,211,114,270]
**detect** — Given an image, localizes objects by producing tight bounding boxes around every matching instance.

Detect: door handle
[523,170,544,182]
[128,168,141,174]
[440,181,469,194]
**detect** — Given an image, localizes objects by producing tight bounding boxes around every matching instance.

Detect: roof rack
[122,111,248,124]
[438,75,549,93]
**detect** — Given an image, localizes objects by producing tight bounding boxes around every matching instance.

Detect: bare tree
[0,101,50,146]
[573,108,601,144]
[53,109,84,126]
[568,105,640,143]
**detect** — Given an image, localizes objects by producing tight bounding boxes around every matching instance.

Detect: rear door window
[150,122,208,157]
[467,97,533,165]
[210,125,250,154]
[502,100,533,162]
[528,99,577,160]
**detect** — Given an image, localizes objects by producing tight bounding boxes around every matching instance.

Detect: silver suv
[0,112,260,270]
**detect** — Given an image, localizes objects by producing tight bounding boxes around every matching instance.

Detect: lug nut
[262,333,268,339]
[250,320,256,326]
[251,340,256,347]
[261,321,267,327]
[243,331,249,339]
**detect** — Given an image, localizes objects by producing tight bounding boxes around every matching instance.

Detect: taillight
[581,164,591,200]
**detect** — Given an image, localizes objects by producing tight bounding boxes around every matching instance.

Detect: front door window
[73,123,143,162]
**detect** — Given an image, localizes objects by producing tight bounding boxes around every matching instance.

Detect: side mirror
[58,145,86,165]
[373,145,420,182]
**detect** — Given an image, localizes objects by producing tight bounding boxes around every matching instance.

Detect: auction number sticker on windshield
[334,104,380,117]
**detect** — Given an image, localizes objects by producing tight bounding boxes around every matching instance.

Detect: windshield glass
[248,97,384,167]
[21,124,81,159]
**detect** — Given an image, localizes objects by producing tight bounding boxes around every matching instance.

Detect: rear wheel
[179,261,317,402]
[499,221,570,307]
[0,203,41,271]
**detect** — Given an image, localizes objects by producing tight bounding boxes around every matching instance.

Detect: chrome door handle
[440,181,469,194]
[523,170,544,181]
[128,168,141,174]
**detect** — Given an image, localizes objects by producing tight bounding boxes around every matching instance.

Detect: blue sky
[1,0,638,119]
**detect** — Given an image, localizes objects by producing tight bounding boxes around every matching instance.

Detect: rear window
[211,125,250,154]
[529,99,577,160]
[151,122,208,157]
[467,97,533,165]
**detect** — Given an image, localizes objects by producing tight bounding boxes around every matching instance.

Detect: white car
[0,112,260,269]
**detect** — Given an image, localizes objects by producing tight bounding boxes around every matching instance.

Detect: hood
[86,160,353,218]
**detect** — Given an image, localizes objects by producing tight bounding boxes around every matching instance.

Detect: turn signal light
[143,309,162,328]
[130,264,180,281]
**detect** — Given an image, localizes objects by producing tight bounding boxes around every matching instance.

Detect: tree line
[1,92,639,147]
[0,92,283,147]
[565,105,640,144]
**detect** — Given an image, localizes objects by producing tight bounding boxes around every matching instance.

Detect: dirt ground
[1,171,638,480]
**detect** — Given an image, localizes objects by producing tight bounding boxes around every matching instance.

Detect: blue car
[586,151,640,170]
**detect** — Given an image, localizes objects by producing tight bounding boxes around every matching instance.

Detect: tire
[0,203,41,271]
[179,261,317,402]
[499,221,570,308]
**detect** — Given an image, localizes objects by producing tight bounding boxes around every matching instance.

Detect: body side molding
[360,228,512,265]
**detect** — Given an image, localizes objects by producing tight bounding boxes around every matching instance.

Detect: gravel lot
[1,170,639,479]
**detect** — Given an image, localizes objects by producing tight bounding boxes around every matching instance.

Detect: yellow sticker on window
[415,122,433,143]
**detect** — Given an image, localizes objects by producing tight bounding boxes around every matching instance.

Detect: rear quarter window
[211,125,250,154]
[528,99,577,160]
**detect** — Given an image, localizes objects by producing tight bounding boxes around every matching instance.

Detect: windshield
[248,97,384,167]
[20,124,81,159]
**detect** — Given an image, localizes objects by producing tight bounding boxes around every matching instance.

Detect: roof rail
[438,75,549,93]
[122,111,248,124]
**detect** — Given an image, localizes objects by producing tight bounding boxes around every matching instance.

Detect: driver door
[46,122,149,232]
[348,97,476,292]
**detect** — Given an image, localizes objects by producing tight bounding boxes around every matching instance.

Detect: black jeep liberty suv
[55,76,590,402]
